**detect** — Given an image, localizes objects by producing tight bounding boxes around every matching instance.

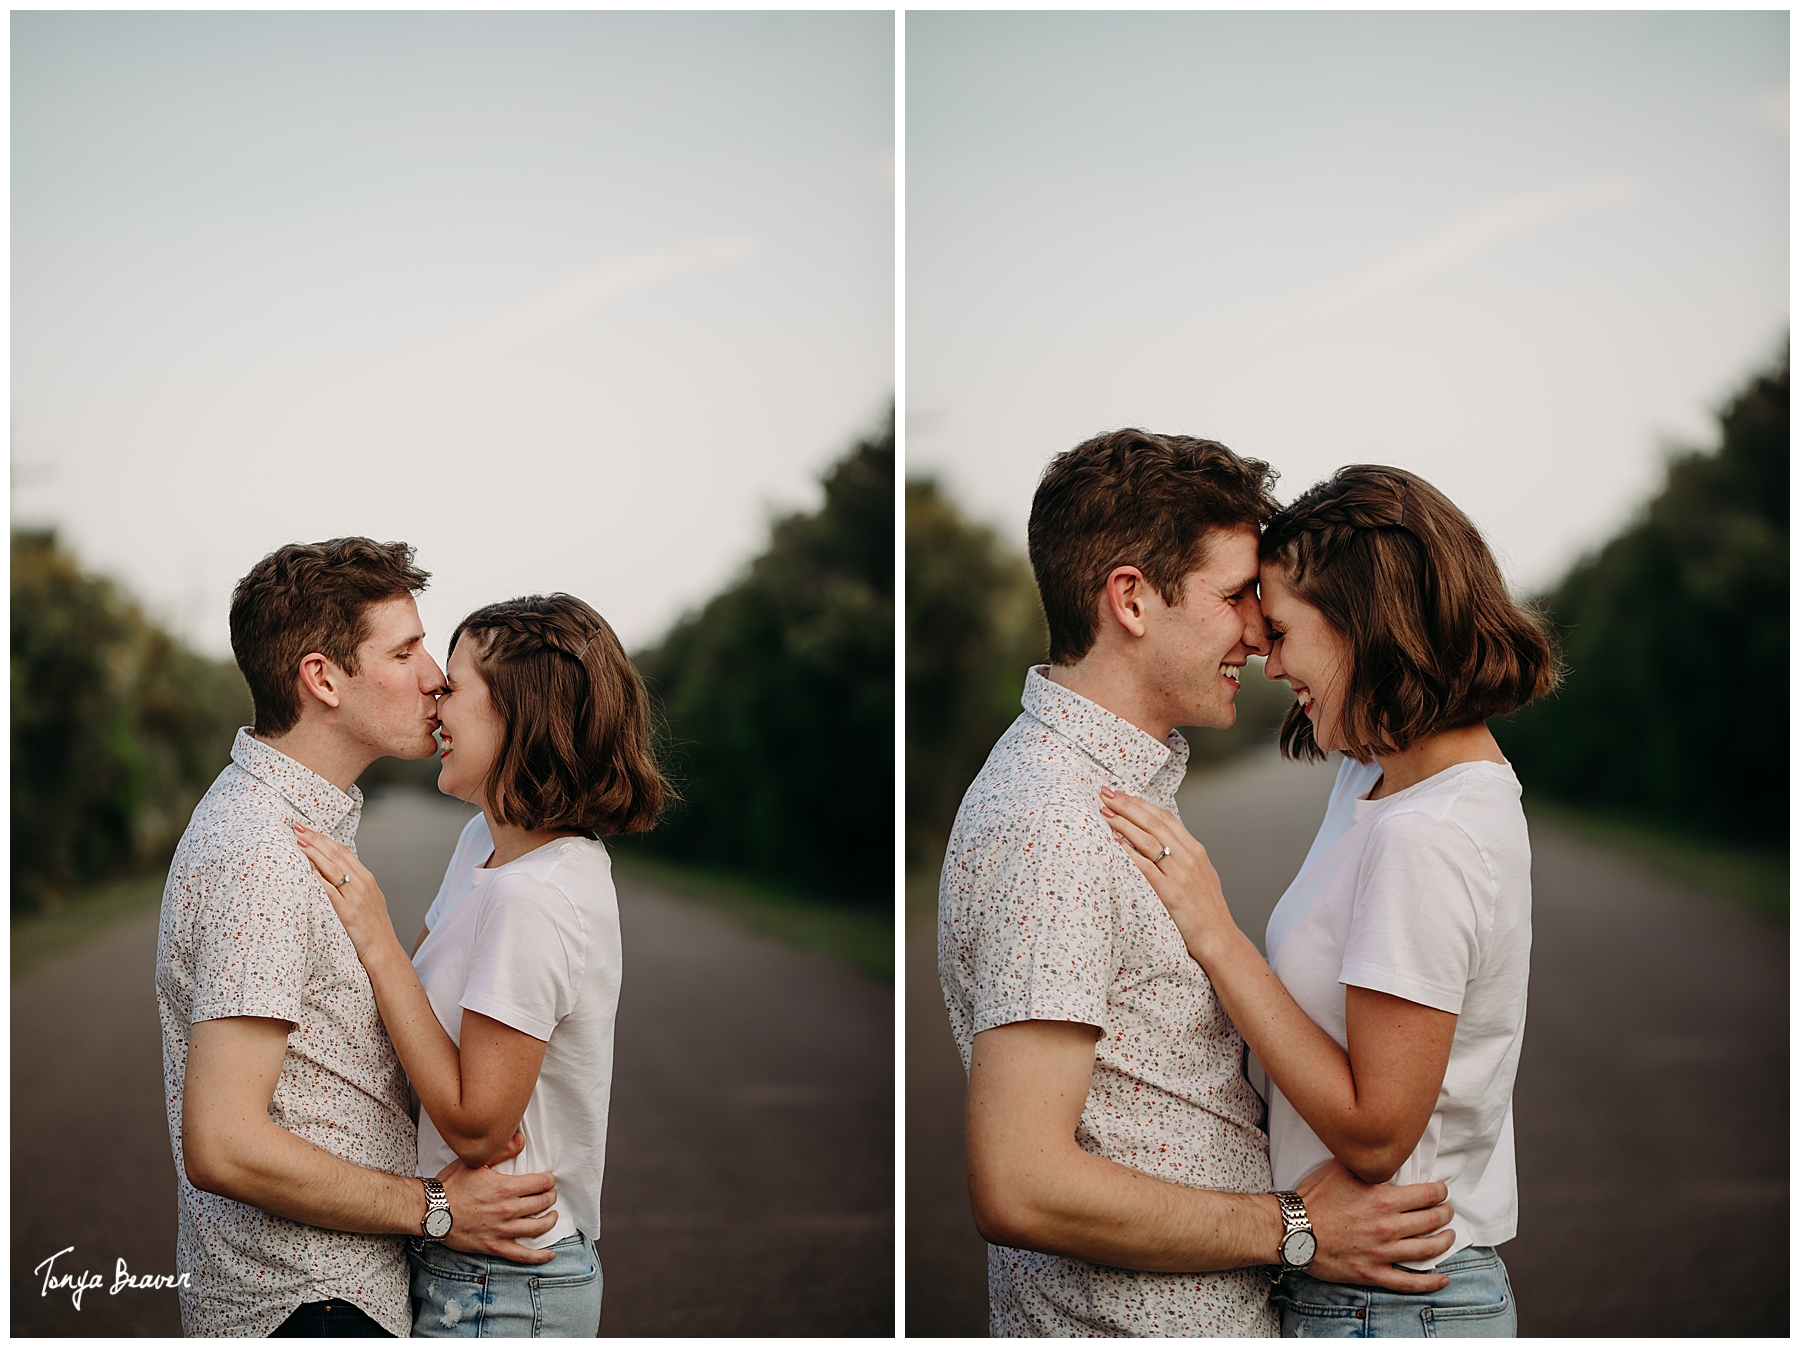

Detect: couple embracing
[156,538,666,1337]
[940,430,1557,1337]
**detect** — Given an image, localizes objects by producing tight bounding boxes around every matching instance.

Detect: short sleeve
[1339,810,1491,1015]
[957,806,1115,1038]
[460,874,587,1041]
[189,841,312,1026]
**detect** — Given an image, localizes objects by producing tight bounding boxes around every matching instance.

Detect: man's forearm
[967,1020,1457,1293]
[975,1145,1284,1273]
[185,1116,425,1238]
[968,1019,1287,1273]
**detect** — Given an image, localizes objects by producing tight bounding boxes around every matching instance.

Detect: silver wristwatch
[419,1177,453,1243]
[1275,1190,1317,1271]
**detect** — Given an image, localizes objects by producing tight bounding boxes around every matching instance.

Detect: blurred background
[906,11,1785,1338]
[13,11,892,1336]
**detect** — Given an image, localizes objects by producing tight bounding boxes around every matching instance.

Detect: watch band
[419,1177,452,1243]
[1275,1190,1316,1270]
[1276,1190,1308,1231]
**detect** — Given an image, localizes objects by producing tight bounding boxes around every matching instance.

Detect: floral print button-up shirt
[939,668,1279,1337]
[156,730,416,1337]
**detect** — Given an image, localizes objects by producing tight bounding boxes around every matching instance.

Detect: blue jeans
[1274,1246,1517,1337]
[407,1231,602,1338]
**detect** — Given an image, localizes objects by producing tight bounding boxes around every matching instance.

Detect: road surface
[12,792,893,1337]
[905,748,1787,1336]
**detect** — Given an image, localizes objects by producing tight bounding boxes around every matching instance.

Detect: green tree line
[628,415,894,903]
[14,415,897,915]
[1496,347,1788,848]
[905,479,1047,870]
[12,530,251,913]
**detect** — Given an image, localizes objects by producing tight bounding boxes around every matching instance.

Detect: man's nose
[420,650,446,695]
[1240,594,1272,658]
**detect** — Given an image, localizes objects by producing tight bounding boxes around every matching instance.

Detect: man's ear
[1102,566,1152,639]
[296,653,345,711]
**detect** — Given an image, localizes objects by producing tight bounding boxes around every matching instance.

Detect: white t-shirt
[413,814,622,1249]
[1264,756,1532,1268]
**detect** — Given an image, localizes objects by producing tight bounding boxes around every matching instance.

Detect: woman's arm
[294,826,548,1168]
[1100,791,1456,1184]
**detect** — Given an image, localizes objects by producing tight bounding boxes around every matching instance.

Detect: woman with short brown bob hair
[1261,466,1559,765]
[1105,466,1558,1337]
[449,594,668,840]
[293,592,668,1336]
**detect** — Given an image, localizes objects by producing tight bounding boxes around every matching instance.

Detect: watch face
[1282,1228,1317,1266]
[425,1208,453,1239]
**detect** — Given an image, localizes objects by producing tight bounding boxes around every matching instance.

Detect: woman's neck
[1369,722,1506,799]
[480,810,584,868]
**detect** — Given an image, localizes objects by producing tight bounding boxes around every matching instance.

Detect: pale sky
[908,11,1787,595]
[13,11,894,659]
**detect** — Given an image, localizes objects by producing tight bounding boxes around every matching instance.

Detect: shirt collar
[230,727,364,837]
[1020,665,1190,795]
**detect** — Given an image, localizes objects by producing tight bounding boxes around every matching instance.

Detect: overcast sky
[13,11,893,659]
[908,11,1787,594]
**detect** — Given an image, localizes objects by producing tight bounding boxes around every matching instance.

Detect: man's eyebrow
[386,631,426,655]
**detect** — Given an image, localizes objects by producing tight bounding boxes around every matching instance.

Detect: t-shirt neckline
[1353,757,1512,812]
[474,833,586,874]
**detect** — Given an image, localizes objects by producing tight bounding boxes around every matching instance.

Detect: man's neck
[1046,660,1173,743]
[255,723,376,795]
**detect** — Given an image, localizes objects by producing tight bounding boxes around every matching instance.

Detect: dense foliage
[904,479,1291,871]
[629,417,894,902]
[1496,348,1788,847]
[905,478,1048,868]
[12,530,251,912]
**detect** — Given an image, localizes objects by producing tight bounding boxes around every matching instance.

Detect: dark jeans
[270,1298,395,1337]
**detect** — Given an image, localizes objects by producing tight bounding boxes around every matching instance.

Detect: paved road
[12,792,892,1336]
[905,748,1787,1337]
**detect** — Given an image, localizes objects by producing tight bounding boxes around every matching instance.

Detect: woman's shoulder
[1381,758,1519,813]
[1370,762,1529,871]
[487,838,616,918]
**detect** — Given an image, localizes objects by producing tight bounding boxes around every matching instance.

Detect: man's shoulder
[183,759,284,834]
[168,766,319,905]
[942,717,1122,910]
[949,765,1113,871]
[960,713,1110,822]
